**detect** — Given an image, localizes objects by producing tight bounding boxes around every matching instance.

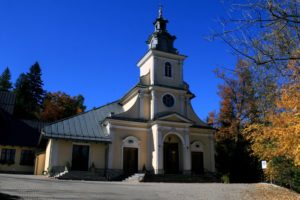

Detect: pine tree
[27,62,45,109]
[14,62,45,119]
[14,73,33,118]
[0,67,12,92]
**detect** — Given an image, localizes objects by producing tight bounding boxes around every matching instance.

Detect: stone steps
[57,171,107,181]
[123,173,145,183]
[143,173,219,183]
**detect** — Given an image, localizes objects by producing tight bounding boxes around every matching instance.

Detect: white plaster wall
[44,139,52,171]
[153,57,183,88]
[190,132,215,172]
[110,128,148,170]
[139,56,154,77]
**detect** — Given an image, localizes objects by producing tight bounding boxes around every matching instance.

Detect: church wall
[111,128,148,171]
[153,57,183,88]
[44,139,52,172]
[34,153,45,175]
[118,96,140,119]
[89,143,106,169]
[139,56,153,77]
[190,132,215,172]
[154,90,182,114]
[143,94,151,119]
[53,140,106,169]
[0,145,36,173]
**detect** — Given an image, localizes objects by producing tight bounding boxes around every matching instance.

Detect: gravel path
[0,174,299,200]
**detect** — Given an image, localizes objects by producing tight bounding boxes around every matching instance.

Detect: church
[36,8,216,178]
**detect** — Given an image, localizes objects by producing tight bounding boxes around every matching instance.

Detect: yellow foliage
[246,81,300,166]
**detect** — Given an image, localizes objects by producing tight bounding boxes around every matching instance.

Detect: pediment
[156,113,192,123]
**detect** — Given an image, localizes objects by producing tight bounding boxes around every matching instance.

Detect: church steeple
[146,7,178,54]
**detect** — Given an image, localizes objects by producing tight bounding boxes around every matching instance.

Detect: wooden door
[191,152,204,175]
[164,143,179,174]
[123,147,138,175]
[72,145,89,171]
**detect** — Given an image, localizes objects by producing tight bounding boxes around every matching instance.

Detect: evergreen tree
[0,67,12,92]
[14,62,45,119]
[14,73,33,118]
[27,62,45,108]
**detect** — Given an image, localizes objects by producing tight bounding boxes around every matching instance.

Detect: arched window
[165,62,172,77]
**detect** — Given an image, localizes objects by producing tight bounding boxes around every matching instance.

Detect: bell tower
[137,7,190,120]
[137,7,187,89]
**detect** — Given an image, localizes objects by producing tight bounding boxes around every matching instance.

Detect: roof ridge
[43,100,120,127]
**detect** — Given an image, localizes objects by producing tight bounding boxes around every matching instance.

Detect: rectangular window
[0,148,16,164]
[165,63,172,77]
[20,150,35,166]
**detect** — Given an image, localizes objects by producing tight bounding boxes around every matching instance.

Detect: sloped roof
[0,109,47,147]
[42,101,123,141]
[0,91,16,114]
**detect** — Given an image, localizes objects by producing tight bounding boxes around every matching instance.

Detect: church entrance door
[123,147,138,175]
[72,145,89,171]
[191,152,204,174]
[164,143,179,174]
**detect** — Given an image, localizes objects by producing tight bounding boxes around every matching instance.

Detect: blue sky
[0,0,237,120]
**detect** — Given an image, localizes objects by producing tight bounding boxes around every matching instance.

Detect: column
[107,123,114,169]
[183,131,191,174]
[139,91,144,118]
[151,124,163,174]
[150,90,157,120]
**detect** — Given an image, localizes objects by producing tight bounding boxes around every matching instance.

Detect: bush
[221,174,230,183]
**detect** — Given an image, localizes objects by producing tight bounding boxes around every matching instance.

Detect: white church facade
[35,9,215,178]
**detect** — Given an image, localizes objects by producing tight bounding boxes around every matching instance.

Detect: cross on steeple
[146,7,178,54]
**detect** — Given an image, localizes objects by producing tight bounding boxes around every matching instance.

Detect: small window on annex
[0,148,16,164]
[20,150,35,166]
[165,62,172,77]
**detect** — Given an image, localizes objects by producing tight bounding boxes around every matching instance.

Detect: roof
[0,91,16,114]
[0,109,47,147]
[42,101,123,141]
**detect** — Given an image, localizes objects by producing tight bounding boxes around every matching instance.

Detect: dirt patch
[244,183,300,200]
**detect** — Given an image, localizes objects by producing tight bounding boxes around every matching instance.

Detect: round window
[163,94,175,107]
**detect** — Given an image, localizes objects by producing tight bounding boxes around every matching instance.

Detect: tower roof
[146,7,178,54]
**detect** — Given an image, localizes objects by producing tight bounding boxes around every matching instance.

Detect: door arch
[122,136,140,175]
[191,141,204,174]
[162,133,184,174]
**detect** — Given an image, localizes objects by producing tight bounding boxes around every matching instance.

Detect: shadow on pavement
[0,193,22,200]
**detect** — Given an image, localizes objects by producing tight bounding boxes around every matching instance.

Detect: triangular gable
[157,113,192,123]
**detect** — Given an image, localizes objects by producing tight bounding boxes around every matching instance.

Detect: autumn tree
[212,0,300,189]
[0,67,12,92]
[14,62,45,119]
[40,92,86,122]
[245,62,300,190]
[214,60,262,183]
[212,0,300,75]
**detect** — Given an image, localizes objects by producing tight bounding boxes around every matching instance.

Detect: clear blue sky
[0,0,236,120]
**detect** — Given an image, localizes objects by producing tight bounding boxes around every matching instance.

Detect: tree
[14,62,45,119]
[212,0,300,75]
[244,61,300,188]
[214,60,262,183]
[40,92,86,122]
[0,67,12,92]
[212,1,300,189]
[27,62,45,107]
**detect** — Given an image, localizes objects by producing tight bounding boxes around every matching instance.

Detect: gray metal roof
[0,91,16,114]
[42,101,123,141]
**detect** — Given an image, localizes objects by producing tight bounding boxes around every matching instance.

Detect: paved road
[0,174,298,200]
